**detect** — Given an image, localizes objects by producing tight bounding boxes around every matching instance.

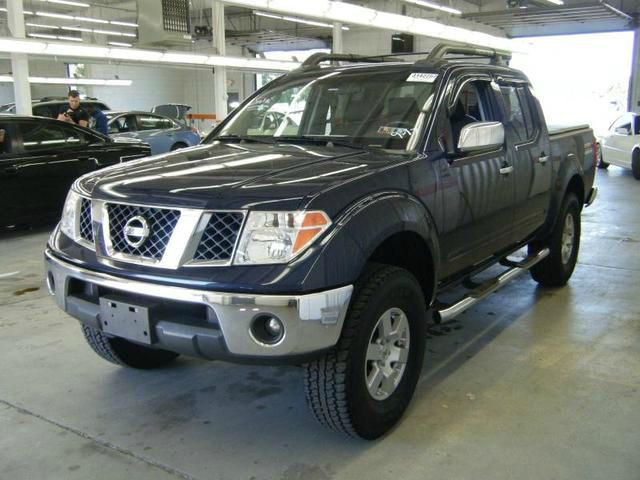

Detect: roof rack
[420,43,511,66]
[299,52,398,70]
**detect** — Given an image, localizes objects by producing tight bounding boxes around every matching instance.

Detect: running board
[434,248,550,324]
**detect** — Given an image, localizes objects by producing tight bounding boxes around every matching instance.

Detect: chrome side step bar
[435,248,550,323]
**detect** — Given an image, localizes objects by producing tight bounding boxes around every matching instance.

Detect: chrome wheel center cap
[123,215,150,248]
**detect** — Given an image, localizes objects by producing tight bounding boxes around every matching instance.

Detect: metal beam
[212,0,228,121]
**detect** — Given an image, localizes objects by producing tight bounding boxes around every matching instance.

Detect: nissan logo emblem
[123,215,150,248]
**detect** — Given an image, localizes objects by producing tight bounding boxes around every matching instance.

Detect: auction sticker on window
[406,73,438,83]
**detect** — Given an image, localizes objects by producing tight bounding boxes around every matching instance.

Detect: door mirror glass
[614,126,631,135]
[457,121,505,153]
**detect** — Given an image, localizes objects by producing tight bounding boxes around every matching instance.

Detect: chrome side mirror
[457,121,505,153]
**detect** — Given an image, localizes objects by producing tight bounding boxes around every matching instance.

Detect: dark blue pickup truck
[45,44,597,439]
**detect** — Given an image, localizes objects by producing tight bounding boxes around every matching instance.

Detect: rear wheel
[81,325,179,369]
[304,264,427,439]
[170,142,188,151]
[597,144,609,169]
[529,192,580,286]
[632,149,640,180]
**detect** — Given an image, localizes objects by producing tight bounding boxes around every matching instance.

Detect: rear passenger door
[497,80,551,242]
[436,76,514,276]
[135,114,173,154]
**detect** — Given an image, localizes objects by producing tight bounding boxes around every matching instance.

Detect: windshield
[212,69,437,150]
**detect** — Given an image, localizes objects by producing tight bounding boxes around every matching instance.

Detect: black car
[0,98,110,118]
[0,115,150,228]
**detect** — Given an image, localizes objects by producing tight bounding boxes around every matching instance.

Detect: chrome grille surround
[88,198,246,269]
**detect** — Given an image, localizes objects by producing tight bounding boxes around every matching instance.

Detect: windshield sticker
[378,126,414,138]
[407,73,438,83]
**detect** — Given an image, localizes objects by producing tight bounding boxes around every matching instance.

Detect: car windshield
[211,68,437,150]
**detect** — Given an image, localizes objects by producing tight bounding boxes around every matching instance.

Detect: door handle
[538,155,549,164]
[499,165,514,175]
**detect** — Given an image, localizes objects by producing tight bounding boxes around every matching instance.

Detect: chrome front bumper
[45,249,353,360]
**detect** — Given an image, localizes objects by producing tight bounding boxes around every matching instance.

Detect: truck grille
[79,198,93,243]
[107,203,180,260]
[193,212,244,262]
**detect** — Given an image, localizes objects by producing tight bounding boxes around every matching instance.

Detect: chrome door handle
[499,165,513,175]
[538,155,549,164]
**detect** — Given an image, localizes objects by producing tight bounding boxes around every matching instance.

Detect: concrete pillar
[628,27,640,113]
[7,0,32,115]
[333,22,344,54]
[212,0,227,122]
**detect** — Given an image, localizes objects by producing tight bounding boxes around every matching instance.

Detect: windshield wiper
[274,136,366,150]
[214,134,275,145]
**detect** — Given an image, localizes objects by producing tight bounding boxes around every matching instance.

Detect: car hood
[79,141,407,211]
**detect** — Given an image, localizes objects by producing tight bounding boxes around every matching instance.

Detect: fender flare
[302,191,440,295]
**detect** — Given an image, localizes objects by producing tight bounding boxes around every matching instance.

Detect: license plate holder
[99,294,156,345]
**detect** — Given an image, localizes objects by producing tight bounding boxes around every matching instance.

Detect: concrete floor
[1,166,639,480]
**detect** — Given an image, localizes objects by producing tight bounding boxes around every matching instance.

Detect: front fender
[302,191,440,292]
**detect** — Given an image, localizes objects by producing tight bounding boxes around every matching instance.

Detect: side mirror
[457,121,505,153]
[614,127,630,135]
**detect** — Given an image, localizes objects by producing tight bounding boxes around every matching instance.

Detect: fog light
[250,314,285,345]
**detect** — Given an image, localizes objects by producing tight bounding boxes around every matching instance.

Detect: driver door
[436,77,515,277]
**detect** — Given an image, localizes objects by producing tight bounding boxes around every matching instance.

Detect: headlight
[234,211,331,265]
[59,189,80,240]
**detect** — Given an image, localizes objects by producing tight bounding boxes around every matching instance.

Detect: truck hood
[80,141,406,210]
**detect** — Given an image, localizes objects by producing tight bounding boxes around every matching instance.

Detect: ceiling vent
[138,0,193,47]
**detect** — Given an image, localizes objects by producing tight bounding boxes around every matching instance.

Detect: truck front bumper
[45,249,353,363]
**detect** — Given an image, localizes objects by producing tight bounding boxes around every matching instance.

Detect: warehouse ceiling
[0,0,637,53]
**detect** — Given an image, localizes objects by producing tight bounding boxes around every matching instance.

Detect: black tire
[632,150,640,180]
[304,264,427,439]
[81,325,179,369]
[529,193,580,286]
[597,144,609,169]
[170,142,188,151]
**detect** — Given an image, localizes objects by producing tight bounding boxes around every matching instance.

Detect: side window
[448,80,497,150]
[0,125,10,155]
[517,87,536,139]
[634,115,640,135]
[137,115,164,131]
[109,116,131,133]
[611,115,632,134]
[21,122,90,152]
[33,105,54,118]
[499,85,528,142]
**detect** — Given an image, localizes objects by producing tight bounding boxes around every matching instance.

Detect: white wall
[0,58,68,105]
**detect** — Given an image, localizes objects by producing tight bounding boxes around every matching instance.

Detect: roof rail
[421,43,511,65]
[299,52,398,70]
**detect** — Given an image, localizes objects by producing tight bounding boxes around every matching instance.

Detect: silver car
[106,111,200,155]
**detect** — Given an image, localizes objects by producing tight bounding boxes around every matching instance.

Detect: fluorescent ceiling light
[0,75,131,86]
[26,23,60,29]
[254,10,349,30]
[225,0,511,50]
[110,21,138,27]
[543,0,564,4]
[108,41,132,48]
[0,37,298,72]
[61,26,92,32]
[404,0,462,15]
[37,0,90,7]
[29,32,82,42]
[36,11,73,20]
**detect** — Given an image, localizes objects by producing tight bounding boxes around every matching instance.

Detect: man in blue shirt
[85,103,108,135]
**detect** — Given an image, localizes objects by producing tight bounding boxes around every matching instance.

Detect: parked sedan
[106,111,200,155]
[599,112,640,179]
[0,115,150,228]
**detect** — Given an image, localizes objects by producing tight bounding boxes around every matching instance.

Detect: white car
[599,112,640,179]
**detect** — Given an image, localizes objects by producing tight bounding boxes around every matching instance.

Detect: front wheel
[632,150,640,180]
[304,264,427,439]
[529,193,581,286]
[597,144,609,169]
